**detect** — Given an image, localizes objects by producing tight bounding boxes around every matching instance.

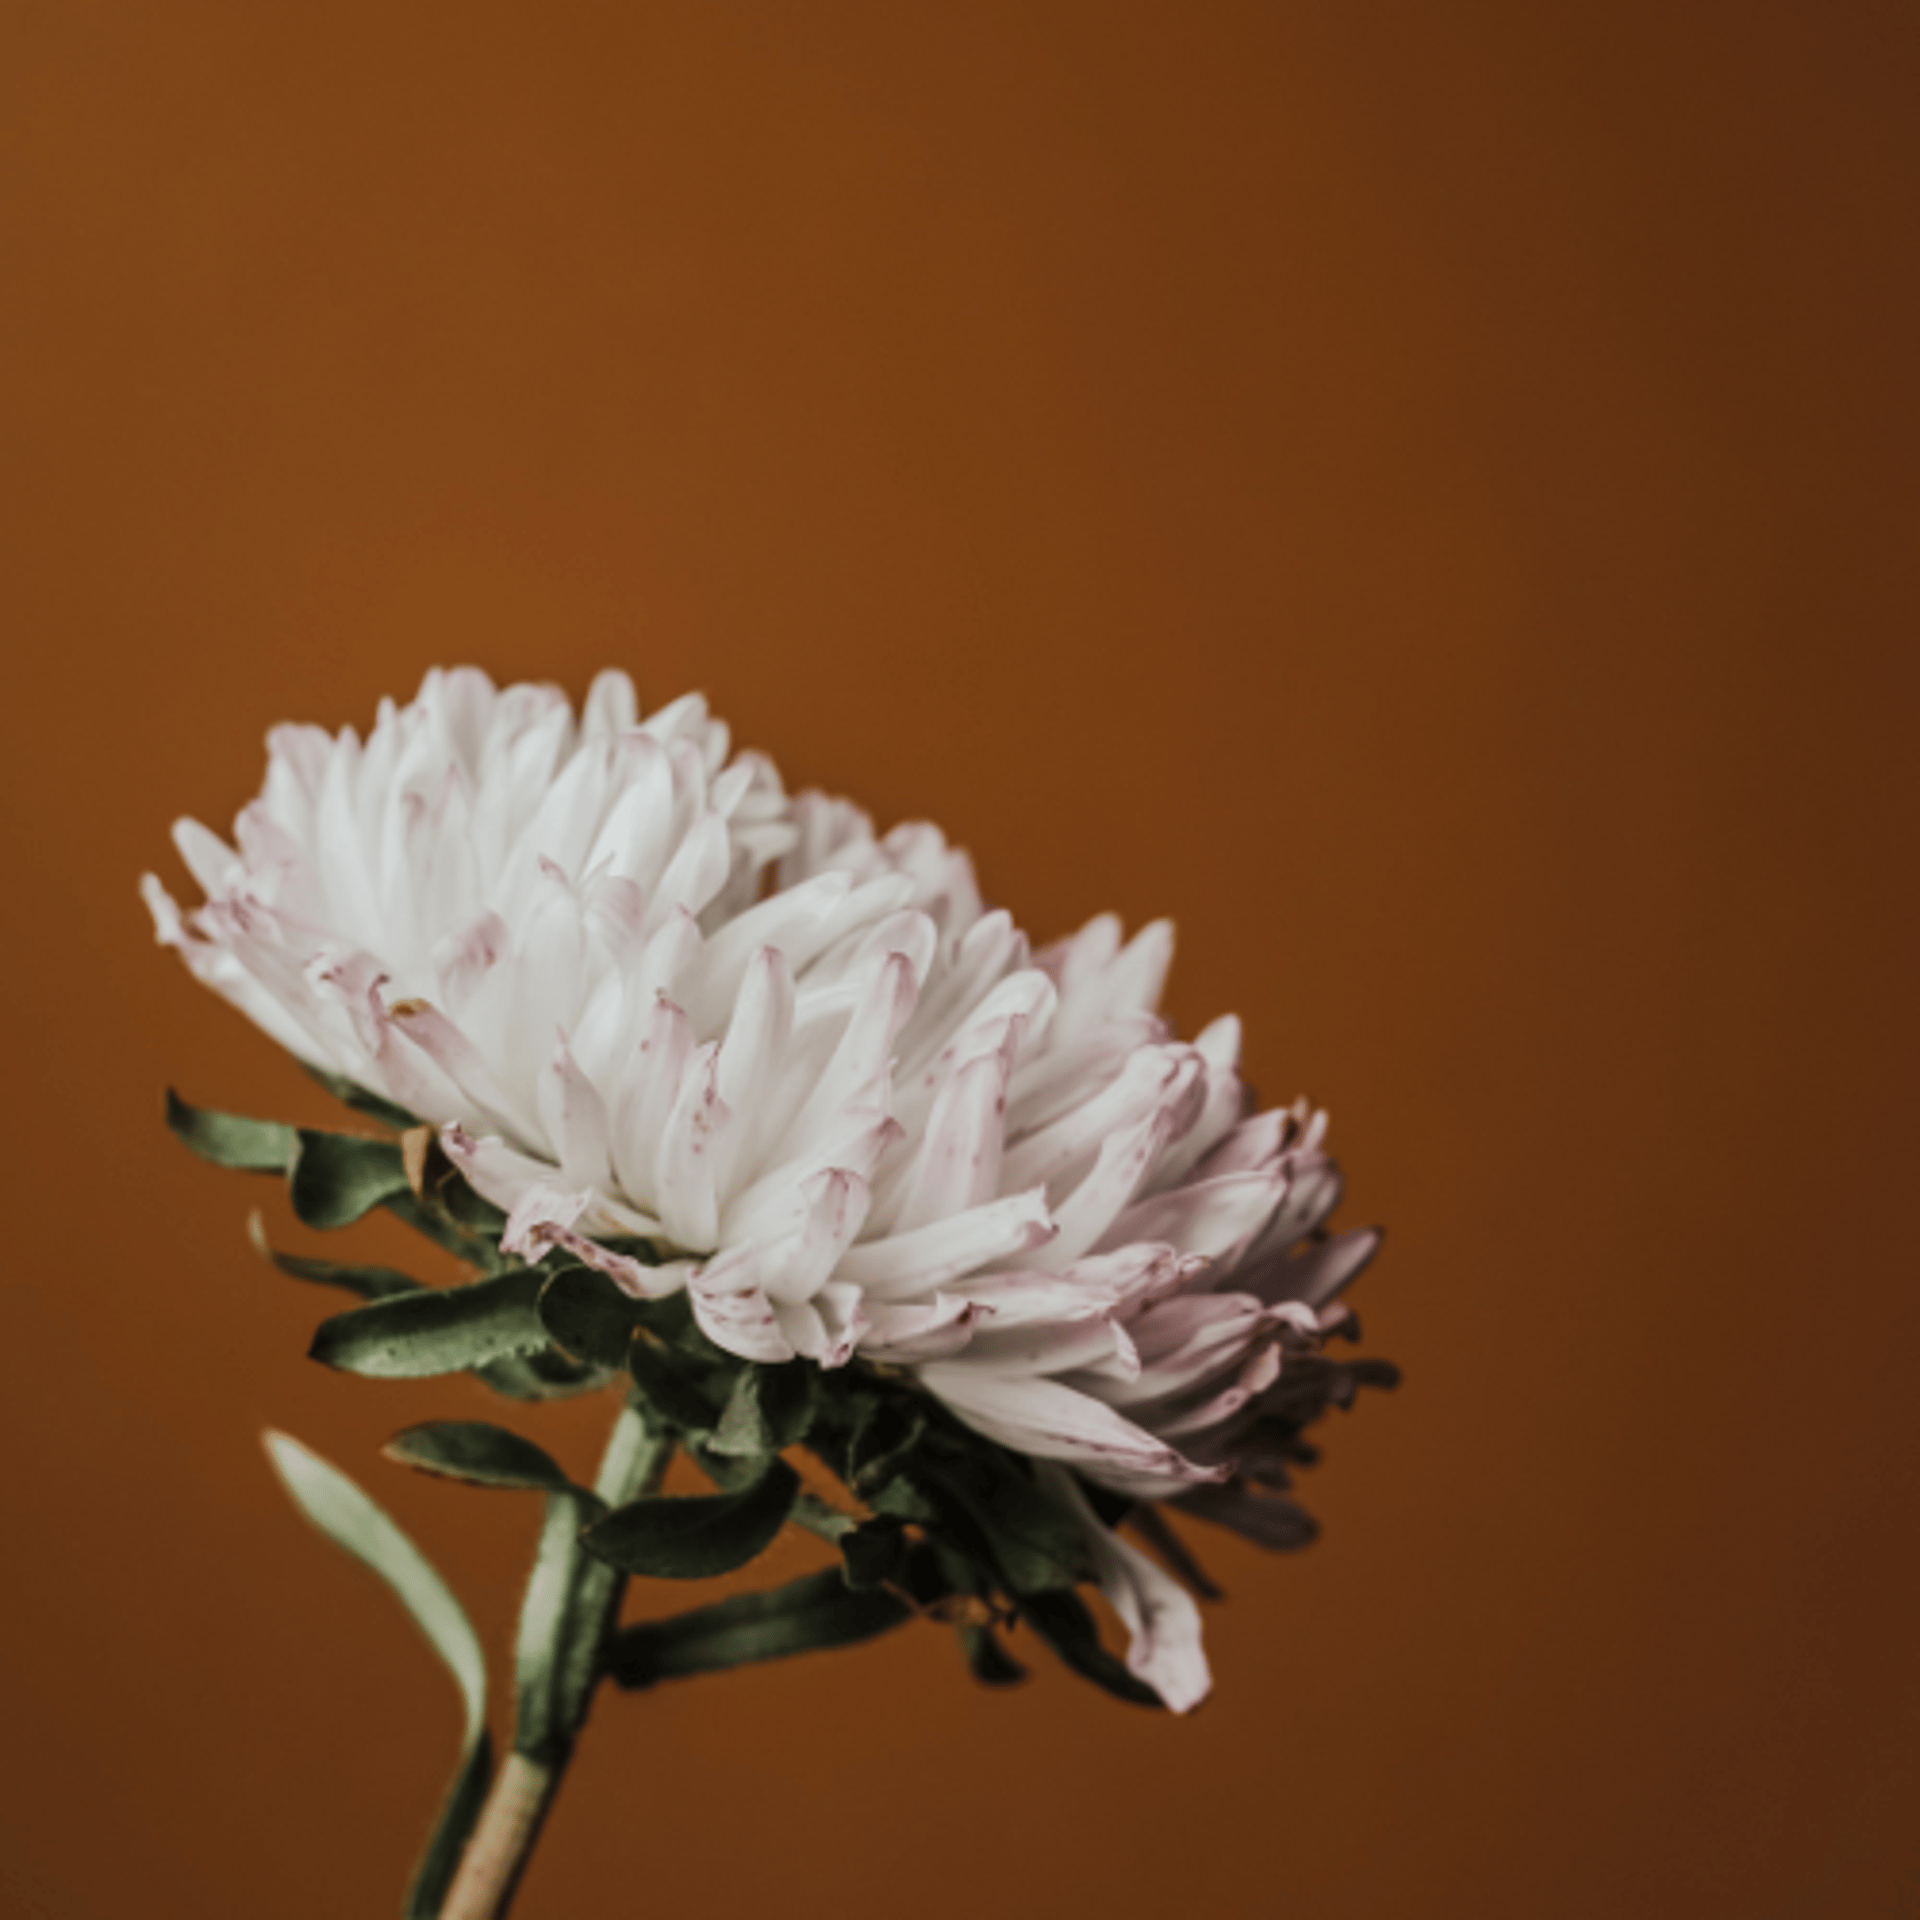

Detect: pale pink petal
[914,1365,1220,1487]
[688,1247,796,1363]
[1096,1168,1288,1262]
[833,1189,1058,1301]
[1044,1466,1211,1714]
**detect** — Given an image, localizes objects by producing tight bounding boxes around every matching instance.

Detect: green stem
[440,1397,673,1920]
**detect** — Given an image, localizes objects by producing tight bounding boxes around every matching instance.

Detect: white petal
[1043,1467,1211,1715]
[914,1365,1216,1486]
[834,1189,1057,1300]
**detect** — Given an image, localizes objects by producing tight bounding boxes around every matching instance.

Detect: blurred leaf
[539,1266,642,1370]
[165,1090,296,1172]
[1017,1590,1164,1709]
[246,1211,420,1300]
[606,1568,911,1688]
[582,1458,799,1579]
[383,1421,581,1496]
[839,1518,909,1592]
[475,1347,608,1402]
[310,1271,547,1379]
[289,1130,411,1229]
[957,1623,1028,1688]
[259,1431,493,1915]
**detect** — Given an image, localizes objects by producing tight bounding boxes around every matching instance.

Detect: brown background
[2,3,1915,1915]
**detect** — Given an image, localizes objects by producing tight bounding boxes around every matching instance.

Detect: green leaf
[539,1266,642,1370]
[582,1458,799,1579]
[379,1186,504,1269]
[839,1518,909,1591]
[165,1090,296,1172]
[259,1431,493,1915]
[1018,1590,1165,1708]
[246,1211,420,1300]
[919,1450,1092,1595]
[310,1270,548,1379]
[709,1362,815,1460]
[958,1623,1029,1688]
[289,1129,411,1229]
[606,1568,912,1688]
[475,1348,607,1402]
[301,1062,421,1131]
[628,1336,726,1433]
[383,1421,580,1495]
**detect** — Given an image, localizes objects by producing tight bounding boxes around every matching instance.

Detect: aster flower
[149,668,1395,1912]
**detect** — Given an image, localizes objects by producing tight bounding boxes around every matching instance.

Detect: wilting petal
[1043,1466,1211,1714]
[915,1365,1220,1487]
[688,1246,797,1363]
[1172,1483,1320,1552]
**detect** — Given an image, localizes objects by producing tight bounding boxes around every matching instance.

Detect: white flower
[147,667,1384,1711]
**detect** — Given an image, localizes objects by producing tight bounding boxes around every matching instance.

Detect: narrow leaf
[247,1210,420,1300]
[539,1266,642,1370]
[1018,1590,1165,1709]
[582,1458,799,1579]
[957,1623,1029,1688]
[260,1431,494,1914]
[606,1568,911,1688]
[383,1421,580,1495]
[165,1090,296,1172]
[310,1270,548,1379]
[289,1130,411,1229]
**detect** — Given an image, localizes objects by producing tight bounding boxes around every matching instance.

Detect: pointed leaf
[1018,1589,1165,1709]
[606,1568,911,1687]
[166,1090,296,1172]
[539,1266,642,1370]
[289,1130,411,1229]
[260,1431,494,1914]
[310,1270,548,1379]
[383,1421,580,1495]
[582,1458,799,1579]
[957,1623,1029,1688]
[247,1211,420,1300]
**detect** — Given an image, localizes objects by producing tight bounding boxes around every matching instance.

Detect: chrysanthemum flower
[146,667,1388,1711]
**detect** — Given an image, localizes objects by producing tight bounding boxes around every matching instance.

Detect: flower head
[148,667,1391,1710]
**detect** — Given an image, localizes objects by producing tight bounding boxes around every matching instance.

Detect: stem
[438,1754,559,1920]
[440,1398,673,1920]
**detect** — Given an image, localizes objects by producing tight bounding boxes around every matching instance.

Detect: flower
[146,667,1388,1711]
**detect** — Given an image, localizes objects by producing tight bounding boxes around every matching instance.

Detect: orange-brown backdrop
[2,4,1914,1916]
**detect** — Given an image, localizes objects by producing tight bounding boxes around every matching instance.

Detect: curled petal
[1043,1466,1211,1714]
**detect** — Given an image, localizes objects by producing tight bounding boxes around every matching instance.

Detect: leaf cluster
[171,1087,1174,1709]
